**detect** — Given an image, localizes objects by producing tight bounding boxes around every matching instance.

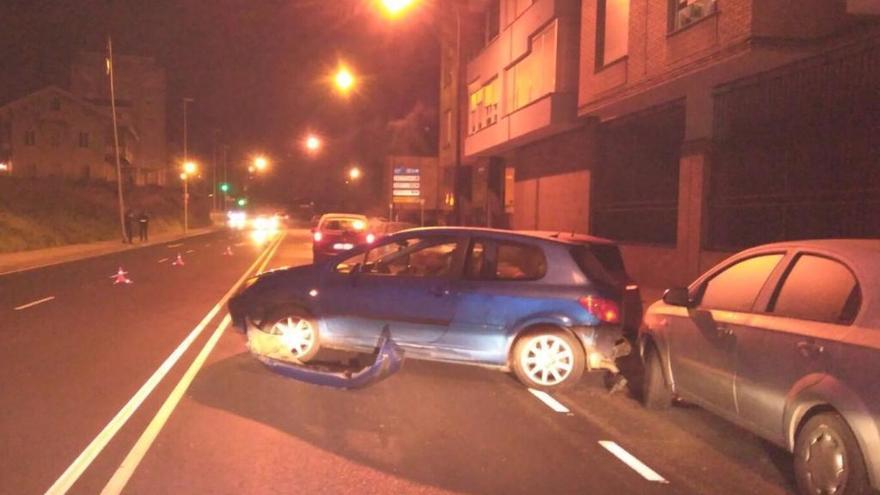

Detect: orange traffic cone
[110,267,133,284]
[172,253,185,266]
[223,246,233,256]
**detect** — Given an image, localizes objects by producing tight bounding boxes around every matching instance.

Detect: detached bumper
[571,325,632,373]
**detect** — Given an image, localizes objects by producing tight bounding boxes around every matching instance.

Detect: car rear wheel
[512,329,584,391]
[794,412,870,495]
[263,310,320,363]
[642,345,673,410]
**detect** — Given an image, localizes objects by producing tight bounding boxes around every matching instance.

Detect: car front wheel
[794,412,870,495]
[512,329,584,391]
[642,345,673,410]
[263,310,321,363]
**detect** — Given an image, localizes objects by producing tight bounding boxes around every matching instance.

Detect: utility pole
[107,36,127,244]
[182,97,194,233]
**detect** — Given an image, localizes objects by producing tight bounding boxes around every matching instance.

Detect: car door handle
[429,286,451,297]
[796,341,825,359]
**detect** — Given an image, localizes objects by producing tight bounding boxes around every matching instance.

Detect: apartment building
[0,86,133,182]
[448,0,880,287]
[71,52,168,186]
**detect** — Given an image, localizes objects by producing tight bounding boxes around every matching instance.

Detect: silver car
[639,239,880,495]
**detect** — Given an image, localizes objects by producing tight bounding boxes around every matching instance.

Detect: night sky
[0,0,440,207]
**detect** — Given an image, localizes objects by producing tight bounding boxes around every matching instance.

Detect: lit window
[468,78,500,134]
[670,0,716,31]
[507,22,557,113]
[596,0,629,68]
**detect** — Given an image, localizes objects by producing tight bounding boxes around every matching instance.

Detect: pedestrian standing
[138,210,150,242]
[124,209,135,244]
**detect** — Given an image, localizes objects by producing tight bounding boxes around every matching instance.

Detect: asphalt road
[1,228,798,494]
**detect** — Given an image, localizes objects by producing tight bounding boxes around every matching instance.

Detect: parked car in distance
[229,227,642,390]
[639,239,880,495]
[311,213,377,263]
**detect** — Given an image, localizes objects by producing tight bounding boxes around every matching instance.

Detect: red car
[311,214,377,263]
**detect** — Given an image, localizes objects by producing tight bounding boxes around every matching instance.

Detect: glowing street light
[304,134,322,154]
[334,65,356,95]
[254,155,269,172]
[181,161,198,234]
[183,160,198,176]
[349,166,362,180]
[379,0,416,18]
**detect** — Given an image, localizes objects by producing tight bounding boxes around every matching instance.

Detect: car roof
[319,213,368,221]
[742,238,880,259]
[392,226,616,246]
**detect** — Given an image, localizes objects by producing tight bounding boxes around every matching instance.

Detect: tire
[512,328,584,391]
[642,345,673,410]
[262,309,321,363]
[794,412,871,495]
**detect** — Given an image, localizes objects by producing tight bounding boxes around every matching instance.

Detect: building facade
[447,0,880,287]
[71,52,168,186]
[0,86,132,182]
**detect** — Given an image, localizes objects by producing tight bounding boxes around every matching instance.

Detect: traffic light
[237,198,248,207]
[219,182,230,193]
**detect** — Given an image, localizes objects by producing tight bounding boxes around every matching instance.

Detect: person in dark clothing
[124,209,135,244]
[137,210,150,242]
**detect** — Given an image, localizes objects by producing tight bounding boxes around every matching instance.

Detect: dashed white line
[185,249,195,254]
[599,441,668,483]
[528,388,571,413]
[157,257,169,263]
[166,243,183,248]
[13,296,56,311]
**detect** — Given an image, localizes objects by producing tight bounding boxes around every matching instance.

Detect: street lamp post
[182,161,197,233]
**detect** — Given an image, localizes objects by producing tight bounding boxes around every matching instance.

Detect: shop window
[669,0,716,32]
[506,22,557,113]
[596,0,629,68]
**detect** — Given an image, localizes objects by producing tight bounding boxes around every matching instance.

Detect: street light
[304,134,322,154]
[182,161,198,234]
[254,155,269,172]
[349,166,362,180]
[379,0,416,17]
[333,65,356,95]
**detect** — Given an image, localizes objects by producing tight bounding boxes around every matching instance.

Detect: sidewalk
[0,227,219,276]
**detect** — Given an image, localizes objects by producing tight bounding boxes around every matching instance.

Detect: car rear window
[321,218,365,231]
[571,244,626,286]
[769,254,860,324]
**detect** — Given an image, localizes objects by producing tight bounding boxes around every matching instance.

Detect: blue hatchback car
[229,227,641,390]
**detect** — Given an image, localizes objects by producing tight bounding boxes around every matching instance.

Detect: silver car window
[699,254,783,312]
[770,254,861,324]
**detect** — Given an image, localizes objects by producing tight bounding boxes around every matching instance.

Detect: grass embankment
[0,177,211,253]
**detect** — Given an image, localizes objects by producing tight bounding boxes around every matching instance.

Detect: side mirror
[662,287,693,308]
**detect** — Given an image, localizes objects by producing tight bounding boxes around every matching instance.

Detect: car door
[734,252,859,442]
[669,253,785,415]
[321,235,465,348]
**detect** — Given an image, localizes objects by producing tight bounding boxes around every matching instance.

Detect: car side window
[350,237,459,277]
[495,242,546,280]
[698,254,783,312]
[770,254,861,324]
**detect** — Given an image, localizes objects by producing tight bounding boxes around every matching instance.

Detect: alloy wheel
[520,335,575,386]
[272,317,316,358]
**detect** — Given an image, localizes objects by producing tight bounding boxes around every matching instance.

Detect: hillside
[0,177,211,252]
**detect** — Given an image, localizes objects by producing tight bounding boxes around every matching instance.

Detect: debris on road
[111,267,133,285]
[172,253,185,266]
[223,246,234,256]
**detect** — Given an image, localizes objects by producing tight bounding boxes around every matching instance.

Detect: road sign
[392,165,421,203]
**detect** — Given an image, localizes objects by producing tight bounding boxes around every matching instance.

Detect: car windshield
[321,218,366,231]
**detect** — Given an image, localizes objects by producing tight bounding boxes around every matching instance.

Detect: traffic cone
[110,267,133,285]
[172,253,185,266]
[223,246,233,256]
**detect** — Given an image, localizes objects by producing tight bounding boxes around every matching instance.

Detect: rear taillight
[313,232,322,242]
[579,296,620,324]
[366,233,376,244]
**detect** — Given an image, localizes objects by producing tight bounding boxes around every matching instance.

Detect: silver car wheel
[273,317,315,358]
[804,427,848,494]
[520,335,574,386]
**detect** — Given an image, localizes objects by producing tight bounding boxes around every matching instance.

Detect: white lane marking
[102,316,231,494]
[157,258,169,263]
[599,441,669,483]
[185,249,195,254]
[166,243,183,248]
[44,234,283,495]
[13,296,56,311]
[528,389,571,413]
[101,234,284,494]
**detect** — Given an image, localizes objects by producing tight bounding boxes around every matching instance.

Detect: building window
[669,0,717,31]
[468,77,500,134]
[596,0,629,68]
[506,22,557,113]
[444,110,453,147]
[504,0,533,25]
[50,97,61,111]
[78,132,90,148]
[24,130,36,146]
[484,0,500,45]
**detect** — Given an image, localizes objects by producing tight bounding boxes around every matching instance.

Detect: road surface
[0,229,797,494]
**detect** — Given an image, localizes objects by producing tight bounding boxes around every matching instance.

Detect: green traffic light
[219,183,230,192]
[237,198,247,207]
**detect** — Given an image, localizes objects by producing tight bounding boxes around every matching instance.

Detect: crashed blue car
[229,227,641,390]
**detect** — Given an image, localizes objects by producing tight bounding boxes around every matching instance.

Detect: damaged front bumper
[245,326,404,389]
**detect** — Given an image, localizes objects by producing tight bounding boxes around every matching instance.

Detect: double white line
[46,233,285,495]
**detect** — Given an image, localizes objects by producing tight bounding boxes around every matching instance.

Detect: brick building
[445,0,880,287]
[0,86,134,182]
